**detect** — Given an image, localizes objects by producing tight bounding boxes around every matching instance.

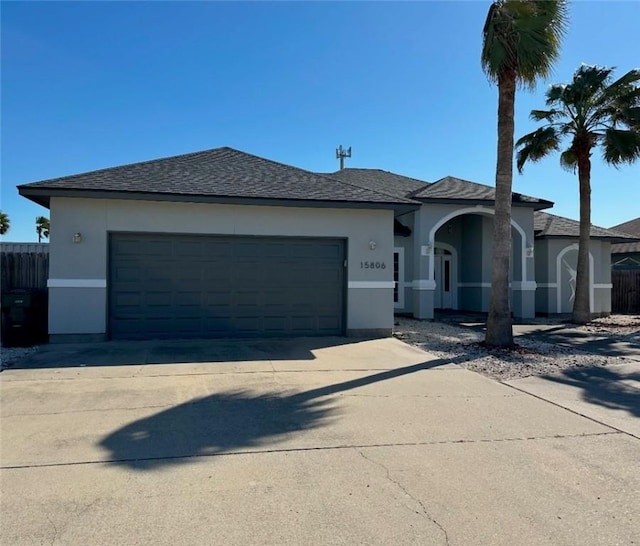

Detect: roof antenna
[336,145,352,170]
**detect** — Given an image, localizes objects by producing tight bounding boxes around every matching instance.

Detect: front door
[434,255,453,309]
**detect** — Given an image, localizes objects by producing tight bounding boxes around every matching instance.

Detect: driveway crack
[45,513,58,545]
[358,449,450,546]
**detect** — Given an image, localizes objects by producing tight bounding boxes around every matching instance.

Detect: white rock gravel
[393,315,640,381]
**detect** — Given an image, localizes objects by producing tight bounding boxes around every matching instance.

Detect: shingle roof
[18,147,418,207]
[411,176,552,209]
[610,217,640,253]
[613,241,640,253]
[327,168,428,201]
[534,212,639,241]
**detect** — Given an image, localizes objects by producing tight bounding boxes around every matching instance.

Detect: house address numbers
[360,261,386,270]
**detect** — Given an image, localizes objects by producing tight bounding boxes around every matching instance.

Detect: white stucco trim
[537,283,558,288]
[457,281,537,291]
[594,283,613,289]
[511,281,537,291]
[48,278,107,288]
[427,206,529,284]
[412,279,437,290]
[556,244,594,313]
[348,281,395,289]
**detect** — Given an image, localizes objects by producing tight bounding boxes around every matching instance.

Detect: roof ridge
[324,169,424,203]
[17,146,234,187]
[202,149,417,204]
[346,168,432,186]
[610,217,640,235]
[535,211,639,239]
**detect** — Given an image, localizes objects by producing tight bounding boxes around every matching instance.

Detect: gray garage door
[109,233,345,340]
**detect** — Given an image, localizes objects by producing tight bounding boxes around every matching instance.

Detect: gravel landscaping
[394,315,640,381]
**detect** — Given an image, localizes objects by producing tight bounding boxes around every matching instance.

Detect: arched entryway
[419,206,534,317]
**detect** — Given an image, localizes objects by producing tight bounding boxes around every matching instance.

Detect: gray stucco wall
[534,238,612,315]
[459,215,485,311]
[393,212,415,314]
[48,197,395,339]
[406,203,536,318]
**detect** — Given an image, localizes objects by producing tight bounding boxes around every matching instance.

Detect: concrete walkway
[2,338,638,545]
[506,359,640,438]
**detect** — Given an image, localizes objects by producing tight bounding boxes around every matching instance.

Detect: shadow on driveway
[541,365,640,420]
[99,358,450,470]
[13,337,364,369]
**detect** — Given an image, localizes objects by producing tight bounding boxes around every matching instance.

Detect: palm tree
[481,0,567,346]
[0,211,9,235]
[516,65,640,323]
[36,216,50,243]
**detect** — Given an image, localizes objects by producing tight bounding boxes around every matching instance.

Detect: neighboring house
[610,218,640,270]
[17,147,637,342]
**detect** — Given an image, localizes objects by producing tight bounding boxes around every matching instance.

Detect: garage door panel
[175,291,202,307]
[291,316,315,332]
[203,241,233,256]
[234,317,260,331]
[112,266,143,282]
[234,267,261,284]
[175,267,202,282]
[145,240,174,256]
[110,234,345,339]
[236,242,263,257]
[204,291,233,306]
[175,241,204,257]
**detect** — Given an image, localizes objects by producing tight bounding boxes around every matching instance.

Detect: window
[393,248,404,308]
[393,252,399,303]
[444,259,450,292]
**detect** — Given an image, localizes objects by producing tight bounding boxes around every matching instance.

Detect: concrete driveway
[2,337,638,545]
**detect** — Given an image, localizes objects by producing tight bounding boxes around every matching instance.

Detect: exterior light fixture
[73,233,82,244]
[526,243,534,258]
[369,240,377,250]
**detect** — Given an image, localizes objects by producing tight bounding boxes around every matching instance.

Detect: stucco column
[412,207,435,319]
[510,208,536,319]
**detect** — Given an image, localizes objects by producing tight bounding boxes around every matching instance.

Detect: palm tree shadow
[542,365,640,418]
[99,389,336,470]
[99,358,451,470]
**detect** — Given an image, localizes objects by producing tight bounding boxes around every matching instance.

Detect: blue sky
[2,1,639,242]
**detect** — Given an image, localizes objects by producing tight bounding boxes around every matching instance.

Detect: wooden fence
[612,270,640,314]
[1,250,49,292]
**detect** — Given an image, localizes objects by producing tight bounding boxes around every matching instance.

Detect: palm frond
[0,211,9,235]
[545,83,566,105]
[559,149,578,172]
[481,0,568,88]
[530,109,562,122]
[570,64,614,99]
[603,128,640,166]
[622,106,640,129]
[593,68,640,107]
[515,126,560,172]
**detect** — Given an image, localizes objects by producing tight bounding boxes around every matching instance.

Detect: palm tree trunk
[573,154,591,323]
[485,73,515,347]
